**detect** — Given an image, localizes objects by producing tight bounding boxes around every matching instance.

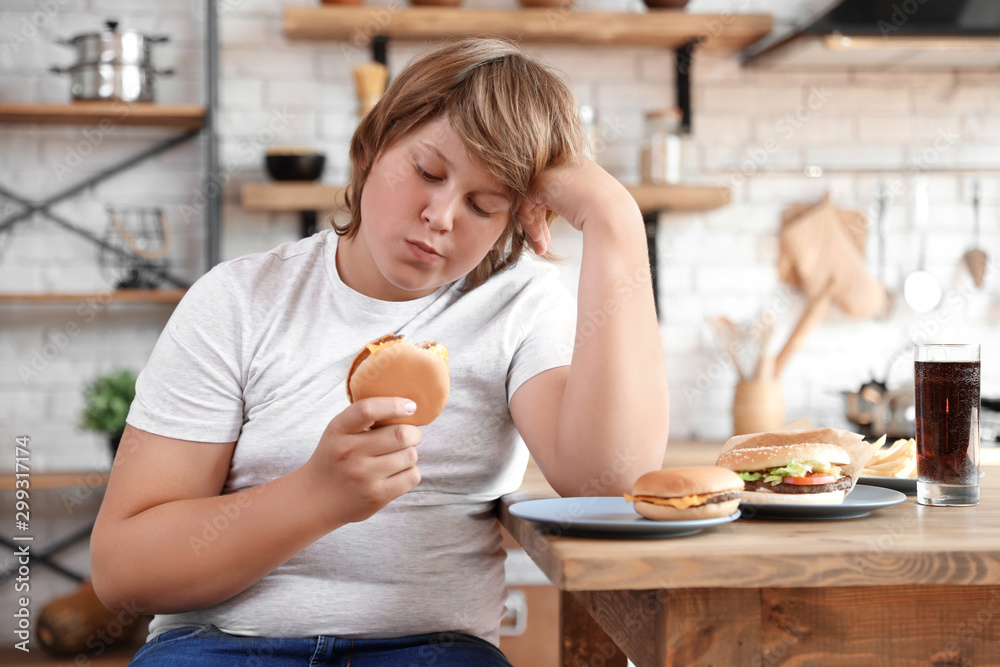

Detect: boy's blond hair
[336,37,586,291]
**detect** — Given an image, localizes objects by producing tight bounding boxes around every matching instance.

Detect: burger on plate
[716,442,853,505]
[624,466,744,521]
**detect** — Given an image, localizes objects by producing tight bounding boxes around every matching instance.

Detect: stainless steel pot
[843,387,915,440]
[872,388,916,440]
[49,62,173,103]
[57,20,168,65]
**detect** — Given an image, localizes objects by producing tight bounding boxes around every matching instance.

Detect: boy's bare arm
[511,158,669,497]
[91,398,422,614]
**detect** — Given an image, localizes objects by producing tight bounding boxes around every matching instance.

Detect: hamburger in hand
[625,466,743,521]
[347,334,449,426]
[716,442,853,505]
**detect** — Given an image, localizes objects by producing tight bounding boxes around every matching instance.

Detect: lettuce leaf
[759,459,842,485]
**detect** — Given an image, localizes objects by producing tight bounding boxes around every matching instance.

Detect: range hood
[744,0,1000,69]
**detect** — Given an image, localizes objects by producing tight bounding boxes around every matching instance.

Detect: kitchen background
[0,0,997,657]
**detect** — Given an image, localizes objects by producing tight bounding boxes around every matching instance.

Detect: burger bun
[739,488,847,506]
[347,334,450,426]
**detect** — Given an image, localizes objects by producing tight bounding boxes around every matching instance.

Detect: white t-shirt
[125,230,576,646]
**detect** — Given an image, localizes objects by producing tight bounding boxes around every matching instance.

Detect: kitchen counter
[500,440,1000,666]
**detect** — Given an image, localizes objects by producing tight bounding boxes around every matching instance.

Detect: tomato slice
[782,474,837,485]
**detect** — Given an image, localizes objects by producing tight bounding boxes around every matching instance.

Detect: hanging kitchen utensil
[873,182,895,319]
[903,176,942,313]
[778,192,866,287]
[963,179,988,289]
[779,195,886,320]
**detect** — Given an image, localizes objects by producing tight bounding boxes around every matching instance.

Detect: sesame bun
[347,334,450,426]
[627,466,743,521]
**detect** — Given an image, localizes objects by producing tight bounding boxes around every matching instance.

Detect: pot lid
[66,20,156,41]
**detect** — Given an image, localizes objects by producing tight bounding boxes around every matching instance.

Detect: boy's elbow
[90,533,145,615]
[90,549,126,613]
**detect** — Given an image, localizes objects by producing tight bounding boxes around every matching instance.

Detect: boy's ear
[355,149,369,172]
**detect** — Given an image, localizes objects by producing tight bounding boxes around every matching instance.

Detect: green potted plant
[80,368,137,457]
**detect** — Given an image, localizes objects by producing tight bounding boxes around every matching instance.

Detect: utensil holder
[732,380,785,436]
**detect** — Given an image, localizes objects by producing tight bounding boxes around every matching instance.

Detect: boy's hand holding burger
[304,334,450,528]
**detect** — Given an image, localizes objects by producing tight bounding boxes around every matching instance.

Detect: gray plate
[508,496,740,538]
[739,484,907,520]
[858,476,917,494]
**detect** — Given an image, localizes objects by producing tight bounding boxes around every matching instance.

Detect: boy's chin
[381,272,449,299]
[385,261,470,293]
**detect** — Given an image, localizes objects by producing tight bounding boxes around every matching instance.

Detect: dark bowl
[265,153,326,181]
[642,0,689,8]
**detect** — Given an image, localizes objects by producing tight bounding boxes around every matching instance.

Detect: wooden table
[499,441,1000,666]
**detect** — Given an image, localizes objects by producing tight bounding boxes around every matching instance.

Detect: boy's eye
[416,165,441,181]
[469,200,491,217]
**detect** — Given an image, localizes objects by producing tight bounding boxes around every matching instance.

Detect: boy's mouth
[405,239,443,263]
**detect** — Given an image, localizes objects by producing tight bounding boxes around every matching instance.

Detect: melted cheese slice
[367,338,449,365]
[366,338,403,355]
[624,493,715,510]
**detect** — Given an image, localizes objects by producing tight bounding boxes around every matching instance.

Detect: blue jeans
[127,624,514,666]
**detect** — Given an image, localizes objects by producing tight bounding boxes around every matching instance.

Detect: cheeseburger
[625,466,743,521]
[347,334,450,426]
[716,442,853,505]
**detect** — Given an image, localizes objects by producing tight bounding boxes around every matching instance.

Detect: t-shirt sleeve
[506,266,577,403]
[126,264,245,443]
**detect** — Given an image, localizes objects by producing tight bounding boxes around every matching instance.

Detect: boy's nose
[422,192,457,232]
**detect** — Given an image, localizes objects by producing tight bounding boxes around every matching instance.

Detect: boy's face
[342,116,513,301]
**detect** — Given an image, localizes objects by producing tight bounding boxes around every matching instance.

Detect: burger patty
[705,491,741,504]
[742,476,852,495]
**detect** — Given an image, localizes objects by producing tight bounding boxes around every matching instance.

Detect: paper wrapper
[717,418,877,486]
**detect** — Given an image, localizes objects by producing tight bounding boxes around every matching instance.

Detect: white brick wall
[1,0,999,640]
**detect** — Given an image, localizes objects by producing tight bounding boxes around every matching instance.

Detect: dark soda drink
[914,360,980,486]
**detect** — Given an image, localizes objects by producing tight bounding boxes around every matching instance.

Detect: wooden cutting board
[778,196,886,320]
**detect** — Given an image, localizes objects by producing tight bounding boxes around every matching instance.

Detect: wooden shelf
[0,103,206,129]
[0,289,187,304]
[283,7,772,50]
[629,183,729,212]
[0,471,109,492]
[242,182,347,212]
[241,182,729,214]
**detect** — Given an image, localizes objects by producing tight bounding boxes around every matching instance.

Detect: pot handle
[152,67,176,77]
[148,35,170,44]
[49,65,70,75]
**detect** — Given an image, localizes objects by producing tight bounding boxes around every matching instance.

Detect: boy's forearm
[558,206,670,495]
[91,466,336,615]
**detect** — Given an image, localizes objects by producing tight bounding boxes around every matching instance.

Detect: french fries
[860,436,917,479]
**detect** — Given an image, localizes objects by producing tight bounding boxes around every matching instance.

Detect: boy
[92,37,668,665]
